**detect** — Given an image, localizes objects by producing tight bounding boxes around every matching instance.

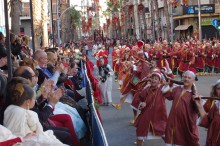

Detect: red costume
[165,86,199,146]
[214,50,220,69]
[199,101,220,146]
[178,49,195,72]
[205,48,214,67]
[194,47,205,70]
[132,85,168,138]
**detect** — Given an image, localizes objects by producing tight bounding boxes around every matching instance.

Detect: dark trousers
[205,65,212,73]
[48,126,73,145]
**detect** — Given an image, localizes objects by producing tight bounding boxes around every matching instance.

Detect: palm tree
[41,0,49,47]
[69,7,81,41]
[155,0,162,40]
[32,0,42,49]
[163,0,171,40]
[9,0,22,35]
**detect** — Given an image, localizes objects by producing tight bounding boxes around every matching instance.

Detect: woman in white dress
[3,79,64,146]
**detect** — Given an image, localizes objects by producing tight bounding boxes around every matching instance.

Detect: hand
[165,59,170,69]
[193,95,202,107]
[0,57,7,67]
[62,67,68,74]
[23,132,36,139]
[48,88,64,105]
[41,79,54,98]
[56,63,64,73]
[139,102,146,110]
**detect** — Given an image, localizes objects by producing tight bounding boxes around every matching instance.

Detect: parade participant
[112,46,120,81]
[152,43,163,69]
[194,79,220,146]
[98,56,114,105]
[117,47,131,90]
[165,68,200,146]
[172,42,181,75]
[194,40,205,75]
[204,42,214,75]
[131,70,170,146]
[94,46,108,67]
[161,40,172,69]
[178,42,195,79]
[112,60,150,123]
[213,43,220,74]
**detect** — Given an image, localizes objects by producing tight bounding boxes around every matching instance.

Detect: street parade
[0,0,220,146]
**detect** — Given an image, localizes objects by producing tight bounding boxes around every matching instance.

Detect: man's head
[47,52,57,66]
[183,70,196,87]
[33,50,48,67]
[13,66,38,87]
[99,57,105,66]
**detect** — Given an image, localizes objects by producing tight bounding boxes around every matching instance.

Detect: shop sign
[183,4,215,14]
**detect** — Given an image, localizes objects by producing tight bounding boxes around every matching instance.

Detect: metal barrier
[83,62,108,146]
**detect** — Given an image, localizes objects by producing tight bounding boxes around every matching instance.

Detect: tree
[9,0,22,35]
[69,7,81,41]
[32,0,42,49]
[155,0,162,39]
[41,0,49,47]
[164,0,171,40]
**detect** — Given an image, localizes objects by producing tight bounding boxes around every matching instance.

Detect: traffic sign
[212,18,219,27]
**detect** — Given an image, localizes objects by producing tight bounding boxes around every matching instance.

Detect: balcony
[20,11,31,20]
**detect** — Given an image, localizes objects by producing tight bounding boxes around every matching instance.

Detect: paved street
[88,50,219,146]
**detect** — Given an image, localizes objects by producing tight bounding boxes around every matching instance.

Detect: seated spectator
[3,78,63,145]
[33,49,63,86]
[14,66,80,145]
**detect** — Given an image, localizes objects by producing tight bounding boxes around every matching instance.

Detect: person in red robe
[194,41,205,75]
[194,79,220,146]
[94,47,109,67]
[171,42,181,75]
[165,68,200,146]
[178,42,195,79]
[131,70,170,146]
[112,47,120,81]
[204,43,214,74]
[213,43,220,74]
[161,40,172,69]
[152,43,163,69]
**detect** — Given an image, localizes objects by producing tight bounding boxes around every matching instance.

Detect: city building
[173,0,220,39]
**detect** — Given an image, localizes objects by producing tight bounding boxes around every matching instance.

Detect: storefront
[173,4,220,39]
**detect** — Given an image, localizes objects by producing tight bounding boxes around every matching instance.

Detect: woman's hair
[210,83,220,97]
[7,77,35,106]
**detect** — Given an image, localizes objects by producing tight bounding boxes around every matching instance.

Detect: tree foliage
[103,0,122,16]
[69,7,81,28]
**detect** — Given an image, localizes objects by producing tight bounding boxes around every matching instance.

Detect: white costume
[4,105,63,146]
[97,64,114,104]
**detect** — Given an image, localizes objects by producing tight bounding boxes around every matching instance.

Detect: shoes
[112,104,121,110]
[130,119,135,125]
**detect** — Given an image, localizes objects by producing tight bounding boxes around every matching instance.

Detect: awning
[175,25,192,31]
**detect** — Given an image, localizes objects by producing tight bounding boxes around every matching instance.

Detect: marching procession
[93,39,220,146]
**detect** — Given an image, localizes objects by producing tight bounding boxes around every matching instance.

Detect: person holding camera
[98,56,114,106]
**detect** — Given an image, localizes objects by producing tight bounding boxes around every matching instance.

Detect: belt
[182,60,190,63]
[163,56,171,59]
